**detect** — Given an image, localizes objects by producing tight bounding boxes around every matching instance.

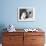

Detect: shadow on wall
[0,24,7,43]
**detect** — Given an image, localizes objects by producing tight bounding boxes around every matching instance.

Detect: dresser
[24,32,45,46]
[2,31,45,46]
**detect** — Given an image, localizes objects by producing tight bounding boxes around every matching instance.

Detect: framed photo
[18,7,35,21]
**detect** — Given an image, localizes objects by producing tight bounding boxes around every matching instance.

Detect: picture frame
[18,7,35,21]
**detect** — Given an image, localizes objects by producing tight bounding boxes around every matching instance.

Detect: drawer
[24,36,32,40]
[24,32,45,36]
[3,43,23,46]
[32,36,45,44]
[24,36,32,46]
[3,38,23,46]
[24,35,45,45]
[31,44,44,46]
[3,32,23,36]
[3,44,15,46]
[3,36,23,44]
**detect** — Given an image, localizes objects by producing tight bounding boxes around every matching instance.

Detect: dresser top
[16,29,44,32]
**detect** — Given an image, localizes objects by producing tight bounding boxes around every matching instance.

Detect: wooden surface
[2,31,45,46]
[2,32,24,46]
[24,32,45,46]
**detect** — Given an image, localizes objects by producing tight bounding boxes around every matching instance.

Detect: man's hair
[19,9,28,19]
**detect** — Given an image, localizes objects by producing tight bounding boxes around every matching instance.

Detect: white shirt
[21,12,26,20]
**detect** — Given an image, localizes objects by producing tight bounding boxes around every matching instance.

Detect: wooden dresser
[2,32,45,46]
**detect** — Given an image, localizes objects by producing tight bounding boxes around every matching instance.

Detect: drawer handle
[9,38,13,40]
[9,38,12,40]
[32,39,36,40]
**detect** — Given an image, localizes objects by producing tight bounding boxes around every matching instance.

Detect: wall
[0,0,46,30]
[0,0,46,44]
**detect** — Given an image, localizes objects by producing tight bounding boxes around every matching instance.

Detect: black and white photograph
[18,7,35,21]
